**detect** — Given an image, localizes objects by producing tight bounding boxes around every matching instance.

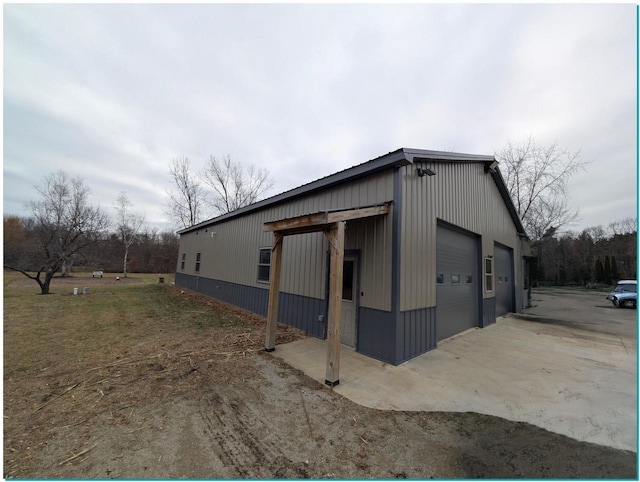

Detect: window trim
[485,256,494,293]
[195,252,201,273]
[257,247,271,283]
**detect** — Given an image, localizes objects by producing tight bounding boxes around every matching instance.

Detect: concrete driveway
[272,290,636,452]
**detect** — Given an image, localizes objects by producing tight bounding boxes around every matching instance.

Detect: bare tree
[166,156,205,229]
[115,192,145,278]
[202,155,274,215]
[608,217,636,237]
[4,171,110,294]
[496,137,590,240]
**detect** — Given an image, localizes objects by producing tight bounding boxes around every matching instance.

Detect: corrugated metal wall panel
[400,162,524,312]
[482,297,497,327]
[345,216,392,311]
[357,307,396,364]
[395,307,437,364]
[177,170,394,311]
[175,272,326,337]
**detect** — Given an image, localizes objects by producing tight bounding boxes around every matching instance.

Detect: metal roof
[178,147,527,238]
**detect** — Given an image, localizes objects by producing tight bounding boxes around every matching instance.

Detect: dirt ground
[4,278,637,478]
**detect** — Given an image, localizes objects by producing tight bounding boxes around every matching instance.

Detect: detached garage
[176,148,531,382]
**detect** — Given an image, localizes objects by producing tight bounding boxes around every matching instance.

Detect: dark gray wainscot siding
[176,273,326,338]
[482,297,497,327]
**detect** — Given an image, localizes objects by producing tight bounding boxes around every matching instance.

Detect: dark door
[340,255,358,348]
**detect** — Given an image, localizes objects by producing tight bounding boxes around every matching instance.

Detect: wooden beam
[264,212,329,232]
[324,221,345,386]
[271,224,333,237]
[264,233,283,352]
[326,204,390,223]
[264,203,390,234]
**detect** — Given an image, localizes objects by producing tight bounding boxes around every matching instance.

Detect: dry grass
[3,272,637,479]
[3,270,305,477]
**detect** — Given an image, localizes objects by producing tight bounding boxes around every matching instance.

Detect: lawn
[4,271,303,477]
[3,271,637,478]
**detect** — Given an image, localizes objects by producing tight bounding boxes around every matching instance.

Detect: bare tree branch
[4,171,110,294]
[496,137,591,240]
[165,157,206,229]
[201,154,274,215]
[114,192,145,278]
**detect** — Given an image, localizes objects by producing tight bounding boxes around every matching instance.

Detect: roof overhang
[178,147,529,240]
[178,149,411,234]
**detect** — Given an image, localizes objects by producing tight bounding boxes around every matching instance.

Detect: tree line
[4,215,179,278]
[4,155,273,295]
[4,170,179,294]
[5,138,634,294]
[532,217,636,287]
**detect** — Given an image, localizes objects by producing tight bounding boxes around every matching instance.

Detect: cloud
[3,4,636,234]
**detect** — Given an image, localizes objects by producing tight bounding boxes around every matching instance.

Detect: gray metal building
[175,148,531,366]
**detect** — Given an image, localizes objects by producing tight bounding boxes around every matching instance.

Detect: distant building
[176,148,531,366]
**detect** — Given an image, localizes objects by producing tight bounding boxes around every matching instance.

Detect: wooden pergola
[263,203,390,386]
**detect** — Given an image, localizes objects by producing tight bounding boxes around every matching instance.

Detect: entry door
[340,255,358,348]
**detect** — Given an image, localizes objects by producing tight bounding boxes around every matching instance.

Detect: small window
[342,260,354,301]
[181,253,185,270]
[451,274,460,285]
[195,252,201,272]
[437,273,444,284]
[466,275,473,284]
[485,257,494,292]
[258,248,271,282]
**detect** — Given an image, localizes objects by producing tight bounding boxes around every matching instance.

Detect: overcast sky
[3,3,637,234]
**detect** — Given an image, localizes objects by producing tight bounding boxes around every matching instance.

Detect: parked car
[612,291,636,309]
[607,280,637,308]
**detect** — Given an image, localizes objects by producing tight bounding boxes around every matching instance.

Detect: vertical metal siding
[177,170,394,311]
[396,307,437,363]
[176,272,327,337]
[357,307,396,364]
[400,162,524,312]
[482,297,497,327]
[345,216,391,311]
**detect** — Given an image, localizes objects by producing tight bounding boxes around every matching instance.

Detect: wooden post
[324,221,345,386]
[265,233,283,352]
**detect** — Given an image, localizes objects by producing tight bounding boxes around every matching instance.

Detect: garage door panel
[436,225,479,342]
